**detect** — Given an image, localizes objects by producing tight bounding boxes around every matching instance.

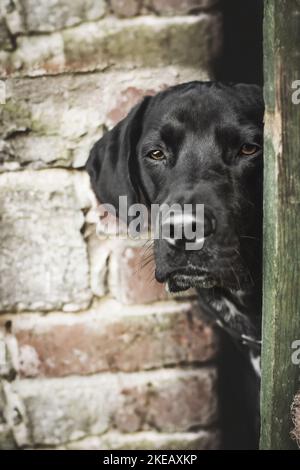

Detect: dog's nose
[161,211,216,250]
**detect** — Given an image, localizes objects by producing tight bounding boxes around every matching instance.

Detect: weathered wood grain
[261,0,300,450]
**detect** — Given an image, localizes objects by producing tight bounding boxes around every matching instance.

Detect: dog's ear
[86,96,151,216]
[232,83,264,120]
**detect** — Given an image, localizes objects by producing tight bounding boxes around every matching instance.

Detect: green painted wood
[260,0,300,450]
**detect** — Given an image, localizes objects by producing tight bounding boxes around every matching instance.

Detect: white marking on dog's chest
[223,298,240,321]
[249,350,261,378]
[211,297,240,321]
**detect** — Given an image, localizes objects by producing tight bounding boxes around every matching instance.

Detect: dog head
[86,82,264,294]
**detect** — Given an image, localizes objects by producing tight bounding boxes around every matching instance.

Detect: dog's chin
[166,272,219,293]
[156,262,252,294]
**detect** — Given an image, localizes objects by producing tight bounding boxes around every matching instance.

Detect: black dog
[86,82,264,449]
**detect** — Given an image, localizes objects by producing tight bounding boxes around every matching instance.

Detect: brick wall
[0,0,222,449]
[292,391,300,448]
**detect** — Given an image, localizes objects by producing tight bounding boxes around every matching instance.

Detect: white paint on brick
[0,14,221,77]
[0,298,199,326]
[1,68,208,171]
[87,237,111,297]
[0,170,92,312]
[65,429,221,450]
[13,367,218,445]
[19,0,107,33]
[0,2,222,450]
[19,345,40,377]
[2,380,31,447]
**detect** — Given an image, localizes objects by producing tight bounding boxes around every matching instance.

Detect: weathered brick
[5,0,107,34]
[0,379,31,447]
[1,68,207,171]
[0,332,8,378]
[291,392,300,446]
[0,0,223,452]
[109,243,196,304]
[87,235,111,297]
[0,382,7,424]
[111,0,141,18]
[0,328,18,381]
[106,85,159,127]
[0,424,16,450]
[0,0,25,36]
[0,299,218,377]
[0,170,92,312]
[0,381,16,449]
[0,17,14,51]
[13,368,218,445]
[0,15,221,77]
[88,205,128,239]
[114,368,217,434]
[150,0,219,16]
[65,429,221,450]
[109,244,168,304]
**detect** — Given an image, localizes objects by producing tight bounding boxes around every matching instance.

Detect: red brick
[0,300,218,378]
[0,69,209,171]
[114,368,218,432]
[107,86,160,126]
[109,244,169,304]
[111,0,141,17]
[109,243,196,304]
[87,211,197,305]
[90,204,128,237]
[87,234,111,297]
[14,368,218,445]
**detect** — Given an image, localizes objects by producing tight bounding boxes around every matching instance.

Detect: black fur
[86,82,264,449]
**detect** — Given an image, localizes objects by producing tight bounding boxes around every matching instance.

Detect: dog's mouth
[165,268,219,293]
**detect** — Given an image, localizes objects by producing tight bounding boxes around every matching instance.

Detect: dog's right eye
[239,144,261,156]
[148,150,165,161]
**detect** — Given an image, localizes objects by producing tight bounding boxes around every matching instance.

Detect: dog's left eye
[148,150,165,160]
[239,144,260,156]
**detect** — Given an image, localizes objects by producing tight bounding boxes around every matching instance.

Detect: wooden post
[261,0,300,450]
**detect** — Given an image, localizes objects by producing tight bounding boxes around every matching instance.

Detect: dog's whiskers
[233,248,255,287]
[230,264,241,291]
[140,257,154,271]
[239,235,260,241]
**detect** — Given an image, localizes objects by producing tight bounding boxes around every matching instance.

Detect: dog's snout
[161,211,216,250]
